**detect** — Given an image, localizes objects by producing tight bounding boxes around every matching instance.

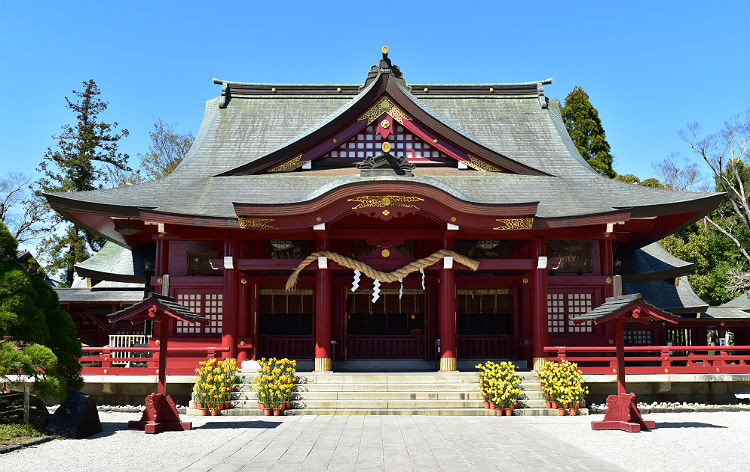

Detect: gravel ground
[1,411,747,471]
[527,411,750,472]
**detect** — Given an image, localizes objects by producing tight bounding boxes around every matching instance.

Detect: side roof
[623,276,709,314]
[620,242,693,282]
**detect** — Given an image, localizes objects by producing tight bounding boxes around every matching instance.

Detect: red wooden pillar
[439,238,457,371]
[156,319,169,395]
[155,239,170,278]
[315,239,332,371]
[251,282,259,360]
[615,317,626,395]
[237,275,250,363]
[531,238,549,371]
[222,239,239,359]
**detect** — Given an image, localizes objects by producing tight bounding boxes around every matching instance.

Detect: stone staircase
[190,370,587,416]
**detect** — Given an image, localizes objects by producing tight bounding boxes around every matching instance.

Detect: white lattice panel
[324,126,449,162]
[176,293,201,334]
[567,292,593,333]
[547,293,565,333]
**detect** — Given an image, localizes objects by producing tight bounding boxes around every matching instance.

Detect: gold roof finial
[382,45,389,56]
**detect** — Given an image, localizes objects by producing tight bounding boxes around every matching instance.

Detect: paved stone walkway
[173,415,621,472]
[4,412,748,471]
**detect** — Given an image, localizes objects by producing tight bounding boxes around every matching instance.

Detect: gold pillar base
[314,357,332,372]
[439,357,457,372]
[533,357,547,372]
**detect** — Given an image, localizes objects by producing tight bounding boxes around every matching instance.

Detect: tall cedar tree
[0,221,82,398]
[36,80,130,286]
[562,86,616,178]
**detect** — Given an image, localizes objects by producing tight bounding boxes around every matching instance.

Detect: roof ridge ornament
[365,46,405,87]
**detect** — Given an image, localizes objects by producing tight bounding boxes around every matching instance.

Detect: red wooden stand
[128,393,192,434]
[572,295,677,433]
[591,392,655,433]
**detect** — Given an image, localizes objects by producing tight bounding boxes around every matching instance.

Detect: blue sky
[1,1,748,184]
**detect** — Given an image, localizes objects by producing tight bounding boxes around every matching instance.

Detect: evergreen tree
[0,222,82,398]
[562,86,616,178]
[36,80,130,285]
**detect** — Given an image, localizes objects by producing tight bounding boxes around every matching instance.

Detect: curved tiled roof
[45,55,723,248]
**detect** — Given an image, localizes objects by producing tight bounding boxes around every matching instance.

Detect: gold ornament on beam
[238,217,276,229]
[493,218,534,231]
[466,155,502,172]
[359,97,411,125]
[348,195,424,210]
[267,154,310,173]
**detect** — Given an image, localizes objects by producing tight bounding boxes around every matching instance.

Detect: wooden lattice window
[319,125,451,165]
[547,290,594,334]
[175,291,223,335]
[625,329,652,346]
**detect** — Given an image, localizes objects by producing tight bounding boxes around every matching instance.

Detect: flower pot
[257,402,263,410]
[263,408,271,416]
[569,408,578,416]
[551,401,558,409]
[496,408,503,416]
[273,408,281,416]
[285,401,291,410]
[191,401,199,409]
[557,408,566,416]
[223,402,231,409]
[210,408,220,416]
[198,408,208,416]
[504,408,512,416]
[489,402,496,410]
[578,400,584,408]
[483,401,490,409]
[545,401,552,409]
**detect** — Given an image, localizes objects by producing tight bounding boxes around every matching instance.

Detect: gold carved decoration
[493,217,534,231]
[358,97,411,125]
[466,155,502,172]
[382,141,391,153]
[267,154,310,173]
[238,217,276,229]
[348,195,424,210]
[381,249,390,258]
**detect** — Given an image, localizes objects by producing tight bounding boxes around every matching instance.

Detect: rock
[47,392,102,439]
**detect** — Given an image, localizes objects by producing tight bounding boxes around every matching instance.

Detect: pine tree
[561,86,616,178]
[1,222,82,398]
[36,80,130,285]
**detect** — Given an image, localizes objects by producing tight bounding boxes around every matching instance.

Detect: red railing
[544,345,750,374]
[458,335,514,358]
[258,335,313,359]
[347,335,425,359]
[80,346,230,376]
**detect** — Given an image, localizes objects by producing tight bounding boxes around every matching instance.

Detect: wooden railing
[347,335,424,359]
[458,335,514,358]
[544,345,750,374]
[80,346,229,376]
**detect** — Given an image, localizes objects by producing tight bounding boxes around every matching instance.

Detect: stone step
[208,406,587,417]
[233,382,484,393]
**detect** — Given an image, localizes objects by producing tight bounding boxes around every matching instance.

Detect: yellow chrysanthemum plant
[476,361,522,412]
[539,359,588,411]
[192,357,239,410]
[253,357,297,411]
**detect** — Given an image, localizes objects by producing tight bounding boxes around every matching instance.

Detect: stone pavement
[178,415,621,472]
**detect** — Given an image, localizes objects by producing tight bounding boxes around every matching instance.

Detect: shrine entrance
[344,289,426,359]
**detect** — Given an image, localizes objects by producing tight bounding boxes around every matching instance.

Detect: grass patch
[0,422,49,446]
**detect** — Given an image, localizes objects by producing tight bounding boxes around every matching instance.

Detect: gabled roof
[620,242,693,282]
[43,50,724,248]
[215,71,549,177]
[108,293,206,325]
[571,293,677,325]
[624,276,709,314]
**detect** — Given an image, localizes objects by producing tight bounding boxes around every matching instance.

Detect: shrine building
[48,48,743,375]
